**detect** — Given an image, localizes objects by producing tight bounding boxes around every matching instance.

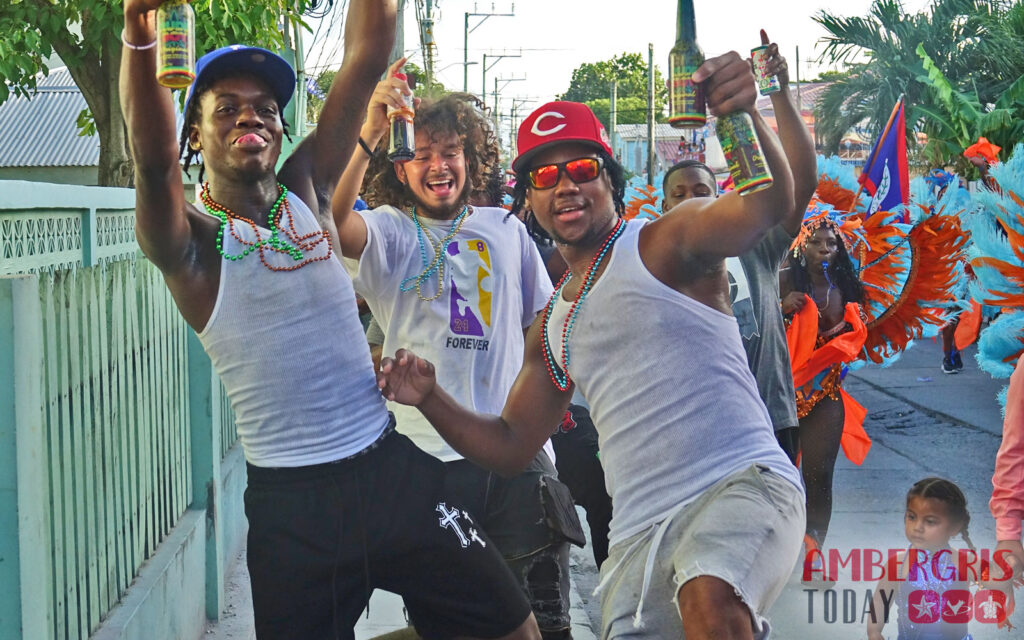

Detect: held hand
[363,57,413,144]
[124,0,175,20]
[781,291,806,315]
[692,51,758,117]
[377,348,436,406]
[759,30,790,89]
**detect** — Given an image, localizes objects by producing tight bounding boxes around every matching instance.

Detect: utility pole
[482,51,521,108]
[493,76,524,153]
[389,0,407,66]
[414,0,436,85]
[647,43,655,186]
[609,81,618,159]
[795,45,802,114]
[464,4,515,93]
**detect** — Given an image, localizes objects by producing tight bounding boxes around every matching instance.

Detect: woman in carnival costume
[781,157,970,558]
[780,203,868,557]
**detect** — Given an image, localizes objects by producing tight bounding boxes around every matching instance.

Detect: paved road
[206,338,1014,639]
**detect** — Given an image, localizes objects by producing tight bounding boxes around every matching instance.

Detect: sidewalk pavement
[204,536,600,640]
[848,337,1005,435]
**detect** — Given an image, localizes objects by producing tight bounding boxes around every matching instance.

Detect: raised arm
[119,0,191,272]
[331,58,411,258]
[377,319,573,476]
[760,30,817,235]
[279,0,397,215]
[650,52,795,263]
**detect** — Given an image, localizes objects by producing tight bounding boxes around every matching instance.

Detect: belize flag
[858,96,910,222]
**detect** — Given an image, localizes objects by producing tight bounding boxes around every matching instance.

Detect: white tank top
[546,219,802,546]
[197,192,390,467]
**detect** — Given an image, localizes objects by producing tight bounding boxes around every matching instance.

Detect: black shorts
[244,426,532,640]
[443,451,578,634]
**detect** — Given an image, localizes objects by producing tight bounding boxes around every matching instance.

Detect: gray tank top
[198,192,390,467]
[546,219,802,546]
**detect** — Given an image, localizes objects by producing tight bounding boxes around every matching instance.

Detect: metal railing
[0,180,237,640]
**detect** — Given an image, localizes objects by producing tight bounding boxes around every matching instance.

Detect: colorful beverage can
[750,45,780,96]
[716,112,773,195]
[156,0,195,89]
[668,49,706,128]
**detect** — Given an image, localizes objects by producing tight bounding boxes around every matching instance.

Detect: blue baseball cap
[184,45,296,115]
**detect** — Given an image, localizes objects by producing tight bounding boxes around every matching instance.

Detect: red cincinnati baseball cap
[513,101,613,172]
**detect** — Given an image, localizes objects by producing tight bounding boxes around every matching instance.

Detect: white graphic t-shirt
[345,205,552,460]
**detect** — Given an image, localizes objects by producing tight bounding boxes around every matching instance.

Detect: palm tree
[812,0,1024,160]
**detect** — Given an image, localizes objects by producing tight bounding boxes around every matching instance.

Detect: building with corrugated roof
[0,67,193,187]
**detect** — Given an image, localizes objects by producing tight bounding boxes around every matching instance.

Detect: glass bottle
[387,72,416,162]
[156,0,195,89]
[668,0,705,128]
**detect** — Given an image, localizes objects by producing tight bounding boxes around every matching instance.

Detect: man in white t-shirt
[332,65,580,639]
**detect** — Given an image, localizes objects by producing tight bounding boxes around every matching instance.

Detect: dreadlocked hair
[907,477,976,552]
[361,92,499,211]
[508,150,627,243]
[177,71,292,183]
[790,219,864,306]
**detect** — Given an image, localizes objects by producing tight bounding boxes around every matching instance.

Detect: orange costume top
[786,294,871,465]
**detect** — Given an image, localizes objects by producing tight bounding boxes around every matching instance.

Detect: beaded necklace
[200,182,333,272]
[400,205,470,301]
[541,219,626,391]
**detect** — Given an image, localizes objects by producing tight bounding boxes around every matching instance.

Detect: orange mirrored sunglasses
[527,157,604,190]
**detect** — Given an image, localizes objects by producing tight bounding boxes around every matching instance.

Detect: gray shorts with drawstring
[598,463,805,639]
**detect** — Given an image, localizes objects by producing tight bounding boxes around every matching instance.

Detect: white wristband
[121,29,156,51]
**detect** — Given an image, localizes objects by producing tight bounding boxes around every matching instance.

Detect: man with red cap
[120,0,540,638]
[376,52,806,639]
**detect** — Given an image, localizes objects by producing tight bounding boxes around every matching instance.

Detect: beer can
[716,112,773,195]
[750,45,780,96]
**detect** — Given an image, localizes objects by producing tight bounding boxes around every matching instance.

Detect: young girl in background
[867,477,975,640]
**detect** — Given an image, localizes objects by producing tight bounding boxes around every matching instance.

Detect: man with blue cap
[119,1,540,638]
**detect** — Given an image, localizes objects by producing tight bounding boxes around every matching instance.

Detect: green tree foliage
[915,43,1024,173]
[306,62,446,123]
[0,0,319,186]
[559,52,667,129]
[812,0,1024,163]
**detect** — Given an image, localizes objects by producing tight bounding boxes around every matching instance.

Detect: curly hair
[361,92,499,212]
[177,71,292,183]
[907,477,975,551]
[789,219,864,306]
[508,150,627,243]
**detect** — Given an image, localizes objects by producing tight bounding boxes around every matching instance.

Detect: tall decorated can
[156,0,195,89]
[716,112,773,195]
[750,45,781,95]
[668,0,706,128]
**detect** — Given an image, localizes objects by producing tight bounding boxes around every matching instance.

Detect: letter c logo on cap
[531,112,567,137]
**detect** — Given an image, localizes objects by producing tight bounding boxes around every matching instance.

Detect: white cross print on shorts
[436,502,474,548]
